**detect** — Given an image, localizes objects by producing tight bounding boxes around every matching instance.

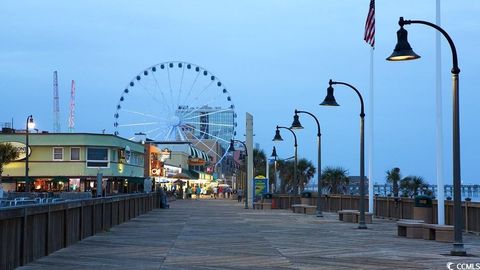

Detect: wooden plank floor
[19,199,480,269]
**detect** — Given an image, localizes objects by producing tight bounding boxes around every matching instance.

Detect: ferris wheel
[114,61,237,164]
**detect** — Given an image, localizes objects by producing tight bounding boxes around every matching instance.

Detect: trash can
[301,192,313,205]
[262,193,273,203]
[413,195,432,223]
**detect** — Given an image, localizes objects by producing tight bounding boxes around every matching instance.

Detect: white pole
[435,0,445,225]
[266,157,270,192]
[246,113,254,208]
[368,47,374,213]
[266,157,270,179]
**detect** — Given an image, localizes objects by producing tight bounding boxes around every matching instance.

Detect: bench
[397,220,424,239]
[338,210,358,222]
[291,204,317,215]
[338,210,373,224]
[253,202,272,210]
[354,212,374,224]
[422,224,454,243]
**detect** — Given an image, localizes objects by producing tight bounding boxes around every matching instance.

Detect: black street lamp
[229,139,249,209]
[320,80,367,229]
[387,17,465,256]
[25,115,35,192]
[291,110,323,217]
[272,126,298,194]
[270,146,278,192]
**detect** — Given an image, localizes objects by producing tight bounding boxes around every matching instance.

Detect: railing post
[340,195,343,210]
[465,201,469,233]
[400,199,404,219]
[79,202,84,240]
[46,205,51,255]
[387,197,390,218]
[92,202,96,235]
[102,201,105,231]
[117,200,120,225]
[21,207,28,266]
[64,207,69,248]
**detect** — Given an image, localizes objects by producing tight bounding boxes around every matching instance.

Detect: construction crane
[53,71,61,132]
[68,80,75,133]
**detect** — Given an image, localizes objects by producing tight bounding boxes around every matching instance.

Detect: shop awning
[189,146,211,162]
[172,170,199,180]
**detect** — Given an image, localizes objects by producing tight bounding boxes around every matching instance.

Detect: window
[53,147,63,161]
[71,147,80,161]
[86,148,109,167]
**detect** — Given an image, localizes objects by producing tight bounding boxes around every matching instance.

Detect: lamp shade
[27,115,35,130]
[290,114,303,129]
[320,86,339,106]
[386,27,421,61]
[228,140,235,152]
[272,129,283,141]
[270,146,278,158]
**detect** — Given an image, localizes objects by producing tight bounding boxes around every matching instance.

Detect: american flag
[364,0,375,47]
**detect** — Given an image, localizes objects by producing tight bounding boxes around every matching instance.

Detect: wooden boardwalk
[20,199,480,269]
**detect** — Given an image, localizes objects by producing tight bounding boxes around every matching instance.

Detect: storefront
[0,132,144,195]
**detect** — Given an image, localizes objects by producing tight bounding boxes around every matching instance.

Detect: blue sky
[1,1,479,185]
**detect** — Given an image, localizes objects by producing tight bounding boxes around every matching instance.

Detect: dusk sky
[1,1,479,185]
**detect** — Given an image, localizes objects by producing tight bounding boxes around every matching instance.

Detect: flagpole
[364,0,375,215]
[368,46,374,214]
[435,0,445,225]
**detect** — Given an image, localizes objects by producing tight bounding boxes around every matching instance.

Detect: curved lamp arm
[329,79,365,118]
[400,17,459,74]
[277,125,297,147]
[295,110,321,137]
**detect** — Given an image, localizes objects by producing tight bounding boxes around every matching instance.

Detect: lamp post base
[358,222,368,230]
[450,243,467,256]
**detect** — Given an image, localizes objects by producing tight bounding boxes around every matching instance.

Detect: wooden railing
[271,194,480,233]
[0,192,161,270]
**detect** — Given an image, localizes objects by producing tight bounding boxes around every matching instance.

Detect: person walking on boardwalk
[237,188,243,203]
[195,185,201,200]
[213,186,218,199]
[218,186,224,199]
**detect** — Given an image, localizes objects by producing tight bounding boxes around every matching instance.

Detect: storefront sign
[253,178,269,199]
[164,164,181,178]
[1,142,31,161]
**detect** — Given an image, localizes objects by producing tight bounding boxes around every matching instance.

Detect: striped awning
[189,146,211,161]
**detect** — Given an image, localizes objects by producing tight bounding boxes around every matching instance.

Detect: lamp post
[291,110,323,217]
[387,17,465,256]
[272,126,298,194]
[229,139,249,209]
[25,115,35,192]
[320,80,367,229]
[271,146,278,192]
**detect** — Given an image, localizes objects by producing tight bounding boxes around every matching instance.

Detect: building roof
[0,133,144,152]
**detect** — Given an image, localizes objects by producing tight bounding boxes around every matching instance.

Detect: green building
[0,132,145,194]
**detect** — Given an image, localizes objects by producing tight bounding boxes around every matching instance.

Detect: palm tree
[276,159,316,193]
[400,175,426,197]
[253,148,266,177]
[0,143,19,184]
[296,158,316,192]
[385,167,401,197]
[321,166,349,194]
[276,159,293,192]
